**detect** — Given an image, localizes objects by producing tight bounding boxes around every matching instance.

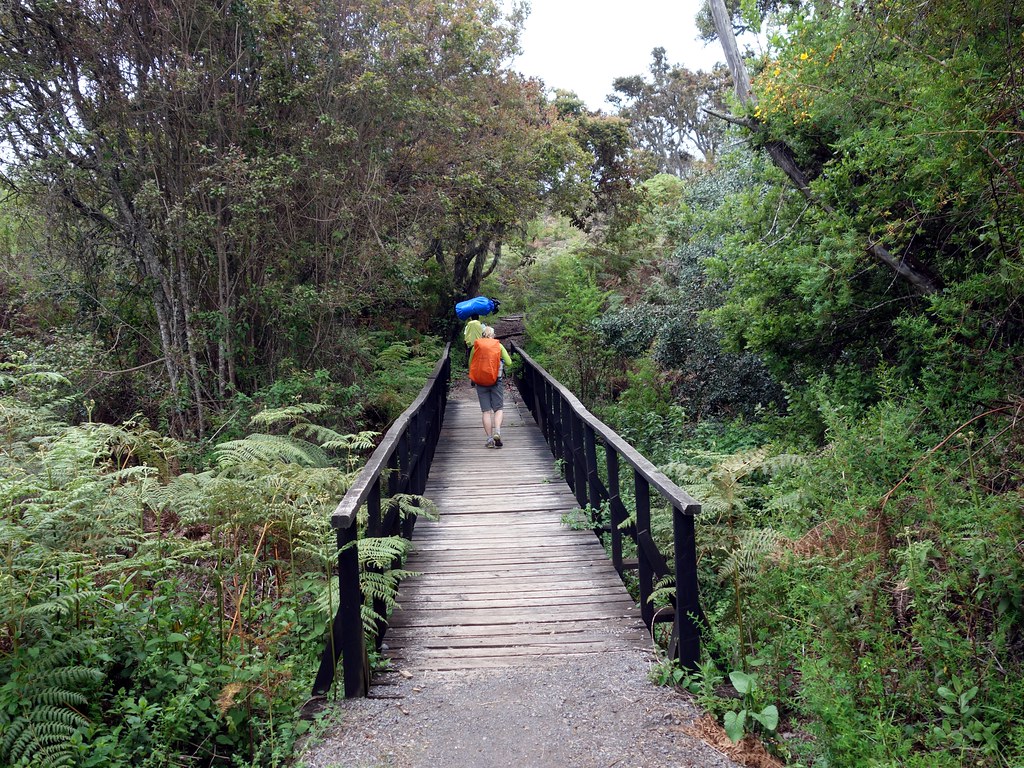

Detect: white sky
[507,1,725,112]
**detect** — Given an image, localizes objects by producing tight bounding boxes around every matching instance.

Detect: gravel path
[299,651,743,768]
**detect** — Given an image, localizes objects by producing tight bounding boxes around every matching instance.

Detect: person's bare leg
[491,409,504,447]
[481,410,494,437]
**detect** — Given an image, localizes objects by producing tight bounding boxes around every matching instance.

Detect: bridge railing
[312,344,451,698]
[510,344,704,668]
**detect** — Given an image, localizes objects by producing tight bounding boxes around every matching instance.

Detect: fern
[383,493,439,523]
[213,433,331,469]
[293,424,377,452]
[249,402,331,430]
[717,528,780,585]
[0,359,419,763]
[648,573,677,607]
[0,642,101,768]
[357,535,411,569]
[375,343,412,368]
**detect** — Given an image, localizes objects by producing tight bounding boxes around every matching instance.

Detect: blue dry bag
[455,296,495,320]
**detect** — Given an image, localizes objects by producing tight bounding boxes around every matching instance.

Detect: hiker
[463,313,485,367]
[468,326,512,448]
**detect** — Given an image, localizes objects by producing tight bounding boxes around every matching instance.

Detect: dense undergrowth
[0,334,442,767]
[503,187,1024,766]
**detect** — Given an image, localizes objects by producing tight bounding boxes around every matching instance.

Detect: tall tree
[703,0,1024,381]
[705,0,943,295]
[609,47,730,170]
[0,0,581,433]
[549,90,649,233]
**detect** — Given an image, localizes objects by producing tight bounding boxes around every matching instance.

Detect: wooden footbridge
[312,344,703,697]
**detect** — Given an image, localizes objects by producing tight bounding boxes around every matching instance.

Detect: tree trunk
[710,0,752,106]
[109,184,187,427]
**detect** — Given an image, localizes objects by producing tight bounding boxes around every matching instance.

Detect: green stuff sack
[469,338,501,386]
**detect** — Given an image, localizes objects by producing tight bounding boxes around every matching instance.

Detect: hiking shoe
[492,433,503,448]
[485,437,495,449]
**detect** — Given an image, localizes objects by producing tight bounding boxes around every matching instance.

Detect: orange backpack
[469,338,501,386]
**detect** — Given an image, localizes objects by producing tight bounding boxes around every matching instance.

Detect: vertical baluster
[634,473,654,631]
[312,522,368,698]
[366,479,387,644]
[366,481,382,537]
[674,506,701,669]
[584,424,600,524]
[606,449,624,574]
[569,409,585,505]
[560,397,575,492]
[543,378,554,450]
[399,424,416,539]
[531,365,543,433]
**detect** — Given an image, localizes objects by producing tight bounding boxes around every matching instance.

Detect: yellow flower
[799,52,809,60]
[774,67,782,76]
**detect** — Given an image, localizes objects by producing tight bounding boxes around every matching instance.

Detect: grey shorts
[475,378,504,412]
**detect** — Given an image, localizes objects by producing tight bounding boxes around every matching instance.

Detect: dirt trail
[299,658,747,768]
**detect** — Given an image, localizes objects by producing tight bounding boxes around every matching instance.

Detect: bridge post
[634,475,654,631]
[584,425,601,520]
[606,449,625,573]
[673,506,701,670]
[312,524,369,698]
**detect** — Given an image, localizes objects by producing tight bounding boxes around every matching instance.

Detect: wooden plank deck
[384,388,650,671]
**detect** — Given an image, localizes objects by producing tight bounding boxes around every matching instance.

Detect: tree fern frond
[765,490,806,513]
[717,528,780,584]
[314,576,340,618]
[23,592,105,619]
[23,637,98,673]
[357,536,411,569]
[764,453,808,473]
[360,603,386,636]
[29,665,105,692]
[375,343,412,368]
[320,430,379,453]
[649,573,676,606]
[145,472,213,517]
[22,704,89,729]
[103,465,159,484]
[359,571,403,606]
[249,403,330,430]
[383,493,439,523]
[213,434,330,469]
[0,700,89,767]
[663,461,708,484]
[0,714,29,758]
[11,371,74,390]
[30,740,77,768]
[713,448,769,480]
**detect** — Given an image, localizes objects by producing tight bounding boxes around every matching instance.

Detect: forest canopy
[0,0,592,435]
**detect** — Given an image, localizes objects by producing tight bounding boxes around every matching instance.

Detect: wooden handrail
[512,346,701,514]
[313,344,451,698]
[331,346,452,529]
[510,343,704,669]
